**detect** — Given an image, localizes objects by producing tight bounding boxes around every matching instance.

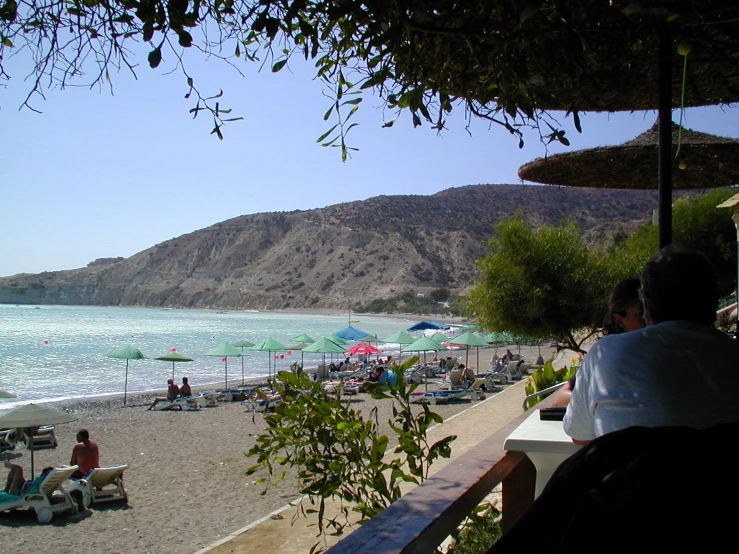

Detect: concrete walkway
[196,380,528,554]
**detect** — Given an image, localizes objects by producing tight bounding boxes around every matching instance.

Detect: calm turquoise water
[0,305,419,411]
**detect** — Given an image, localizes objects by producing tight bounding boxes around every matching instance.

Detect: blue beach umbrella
[334,325,371,341]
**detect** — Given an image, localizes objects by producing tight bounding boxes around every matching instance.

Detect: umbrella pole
[30,444,35,478]
[172,361,175,382]
[657,25,673,249]
[225,359,228,389]
[241,354,245,385]
[124,359,129,407]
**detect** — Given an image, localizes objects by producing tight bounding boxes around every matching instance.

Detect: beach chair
[73,465,129,506]
[26,425,57,450]
[0,465,80,523]
[200,392,222,407]
[0,429,14,452]
[153,396,201,411]
[438,369,467,391]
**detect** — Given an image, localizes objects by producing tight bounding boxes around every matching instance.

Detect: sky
[3,45,739,277]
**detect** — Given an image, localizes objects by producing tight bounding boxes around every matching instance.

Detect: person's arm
[70,444,79,466]
[562,358,597,444]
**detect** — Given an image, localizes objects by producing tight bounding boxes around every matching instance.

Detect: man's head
[640,245,718,326]
[182,377,188,384]
[167,378,174,385]
[76,429,90,443]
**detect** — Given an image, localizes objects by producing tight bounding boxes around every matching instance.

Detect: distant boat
[216,311,229,314]
[349,319,360,323]
[35,306,41,309]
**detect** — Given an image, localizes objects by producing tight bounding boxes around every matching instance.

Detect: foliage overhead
[3,2,739,157]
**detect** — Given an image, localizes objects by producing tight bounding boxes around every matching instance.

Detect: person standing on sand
[70,429,99,479]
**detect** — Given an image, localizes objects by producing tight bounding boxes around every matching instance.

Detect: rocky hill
[0,184,661,310]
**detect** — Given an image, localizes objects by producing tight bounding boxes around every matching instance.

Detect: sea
[0,304,427,411]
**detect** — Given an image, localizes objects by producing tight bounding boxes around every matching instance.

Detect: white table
[504,410,582,497]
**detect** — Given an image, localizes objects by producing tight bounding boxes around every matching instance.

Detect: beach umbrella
[0,403,78,477]
[346,343,383,356]
[449,331,489,369]
[204,343,243,389]
[302,337,347,376]
[519,121,739,191]
[250,338,288,380]
[380,330,415,365]
[407,321,450,332]
[429,332,449,344]
[107,345,146,407]
[155,349,194,381]
[404,336,446,391]
[232,340,255,385]
[291,333,315,344]
[334,325,371,341]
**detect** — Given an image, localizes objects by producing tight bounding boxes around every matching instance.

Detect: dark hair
[603,277,642,335]
[77,429,90,441]
[182,377,188,383]
[640,245,718,326]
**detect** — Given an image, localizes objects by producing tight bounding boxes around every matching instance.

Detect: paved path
[196,380,528,554]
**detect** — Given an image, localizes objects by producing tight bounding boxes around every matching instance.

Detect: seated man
[564,246,739,444]
[70,429,99,479]
[180,376,192,397]
[460,364,475,385]
[147,379,180,410]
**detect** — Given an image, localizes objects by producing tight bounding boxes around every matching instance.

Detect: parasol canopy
[519,122,739,190]
[204,343,243,389]
[155,351,194,381]
[107,345,146,407]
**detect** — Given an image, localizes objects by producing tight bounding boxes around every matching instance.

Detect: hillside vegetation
[0,185,661,310]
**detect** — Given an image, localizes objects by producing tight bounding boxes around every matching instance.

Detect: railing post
[501,455,536,533]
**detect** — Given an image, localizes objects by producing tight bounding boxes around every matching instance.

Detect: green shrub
[523,357,579,408]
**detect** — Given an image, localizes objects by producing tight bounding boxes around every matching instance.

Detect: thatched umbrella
[519,122,739,190]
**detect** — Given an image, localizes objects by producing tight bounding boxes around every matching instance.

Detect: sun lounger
[26,425,57,450]
[153,396,202,411]
[200,392,222,407]
[0,429,14,452]
[0,465,80,523]
[67,465,129,506]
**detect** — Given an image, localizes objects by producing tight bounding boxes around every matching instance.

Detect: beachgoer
[147,379,180,410]
[445,357,455,371]
[70,429,100,479]
[564,246,739,445]
[180,376,192,397]
[4,462,54,495]
[460,364,475,385]
[551,276,645,408]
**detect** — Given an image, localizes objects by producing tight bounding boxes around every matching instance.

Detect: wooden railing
[326,396,555,554]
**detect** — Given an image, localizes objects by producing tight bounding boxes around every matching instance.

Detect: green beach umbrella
[250,338,288,380]
[327,334,348,346]
[381,330,415,364]
[291,333,315,344]
[107,345,146,407]
[155,350,194,381]
[429,332,449,344]
[204,343,243,389]
[403,336,445,391]
[302,337,347,375]
[232,339,255,385]
[448,331,489,369]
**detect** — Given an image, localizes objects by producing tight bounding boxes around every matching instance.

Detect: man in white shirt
[564,245,739,444]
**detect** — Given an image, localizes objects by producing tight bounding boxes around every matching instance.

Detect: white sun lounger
[153,396,202,411]
[67,465,129,506]
[0,465,80,523]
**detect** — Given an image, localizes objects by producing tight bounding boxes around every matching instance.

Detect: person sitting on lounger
[3,462,54,495]
[147,379,180,410]
[70,429,99,479]
[460,364,475,385]
[180,376,192,397]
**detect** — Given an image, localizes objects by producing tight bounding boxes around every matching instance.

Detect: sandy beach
[0,344,553,554]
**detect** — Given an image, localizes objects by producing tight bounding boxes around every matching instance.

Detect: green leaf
[2,37,13,47]
[147,47,162,68]
[235,43,240,58]
[315,124,338,143]
[272,59,287,72]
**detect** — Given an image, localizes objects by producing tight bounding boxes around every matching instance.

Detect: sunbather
[180,377,192,397]
[3,462,54,495]
[70,429,99,479]
[147,379,180,410]
[460,364,475,385]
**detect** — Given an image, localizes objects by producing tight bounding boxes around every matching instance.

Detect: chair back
[38,466,79,498]
[88,465,128,488]
[449,369,462,387]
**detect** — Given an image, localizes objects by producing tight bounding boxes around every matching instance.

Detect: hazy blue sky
[3,50,739,277]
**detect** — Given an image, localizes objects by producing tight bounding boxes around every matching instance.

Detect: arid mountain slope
[0,185,659,309]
